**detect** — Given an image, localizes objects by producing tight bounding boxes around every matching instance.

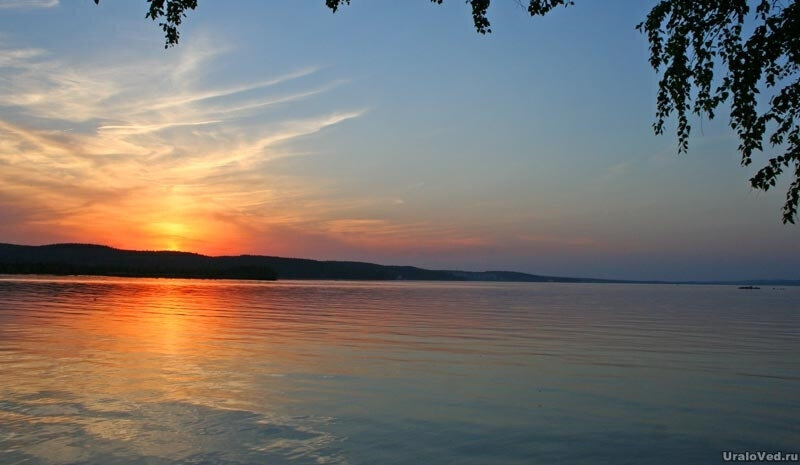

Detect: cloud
[516,233,598,248]
[0,40,365,253]
[0,37,534,261]
[97,120,223,136]
[147,67,320,111]
[0,0,58,9]
[320,218,490,252]
[0,47,45,66]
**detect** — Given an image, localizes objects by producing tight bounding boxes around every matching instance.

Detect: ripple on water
[0,277,798,464]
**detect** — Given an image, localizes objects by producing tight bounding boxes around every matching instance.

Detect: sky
[0,0,797,281]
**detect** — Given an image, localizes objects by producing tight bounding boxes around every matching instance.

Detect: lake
[0,277,798,464]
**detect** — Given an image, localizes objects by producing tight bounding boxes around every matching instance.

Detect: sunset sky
[0,0,797,281]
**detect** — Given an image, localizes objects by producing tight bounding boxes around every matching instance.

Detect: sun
[152,222,189,252]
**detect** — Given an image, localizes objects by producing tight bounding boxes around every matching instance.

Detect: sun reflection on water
[1,278,799,464]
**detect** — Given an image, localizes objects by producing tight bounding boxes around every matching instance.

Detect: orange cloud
[0,41,367,255]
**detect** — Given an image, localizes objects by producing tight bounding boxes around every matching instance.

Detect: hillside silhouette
[0,243,618,282]
[2,243,797,285]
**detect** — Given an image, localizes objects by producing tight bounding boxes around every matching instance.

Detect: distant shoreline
[0,274,797,289]
[0,265,277,281]
[0,242,797,286]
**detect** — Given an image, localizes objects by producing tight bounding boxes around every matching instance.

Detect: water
[0,277,798,465]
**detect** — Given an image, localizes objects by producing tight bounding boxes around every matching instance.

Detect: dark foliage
[91,0,800,223]
[637,0,800,223]
[93,0,197,48]
[326,0,573,34]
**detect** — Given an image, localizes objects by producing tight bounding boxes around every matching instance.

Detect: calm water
[0,277,798,465]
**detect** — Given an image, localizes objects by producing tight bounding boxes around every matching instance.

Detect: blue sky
[0,0,797,281]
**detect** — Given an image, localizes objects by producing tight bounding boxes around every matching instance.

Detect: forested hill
[0,243,617,282]
[3,243,796,285]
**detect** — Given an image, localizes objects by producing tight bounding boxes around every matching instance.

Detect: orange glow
[0,43,605,262]
[149,222,188,252]
[2,278,522,413]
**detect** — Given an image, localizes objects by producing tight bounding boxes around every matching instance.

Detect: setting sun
[151,222,189,251]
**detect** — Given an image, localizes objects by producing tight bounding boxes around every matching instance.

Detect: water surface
[1,277,798,464]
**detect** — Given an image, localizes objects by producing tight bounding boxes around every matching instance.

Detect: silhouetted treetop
[92,1,573,46]
[91,0,800,224]
[326,0,573,34]
[93,0,197,47]
[637,0,800,223]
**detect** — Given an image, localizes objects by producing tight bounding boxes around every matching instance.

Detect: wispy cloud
[0,39,367,253]
[0,47,45,65]
[147,67,320,111]
[0,0,58,9]
[97,120,223,136]
[0,36,528,260]
[320,218,490,252]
